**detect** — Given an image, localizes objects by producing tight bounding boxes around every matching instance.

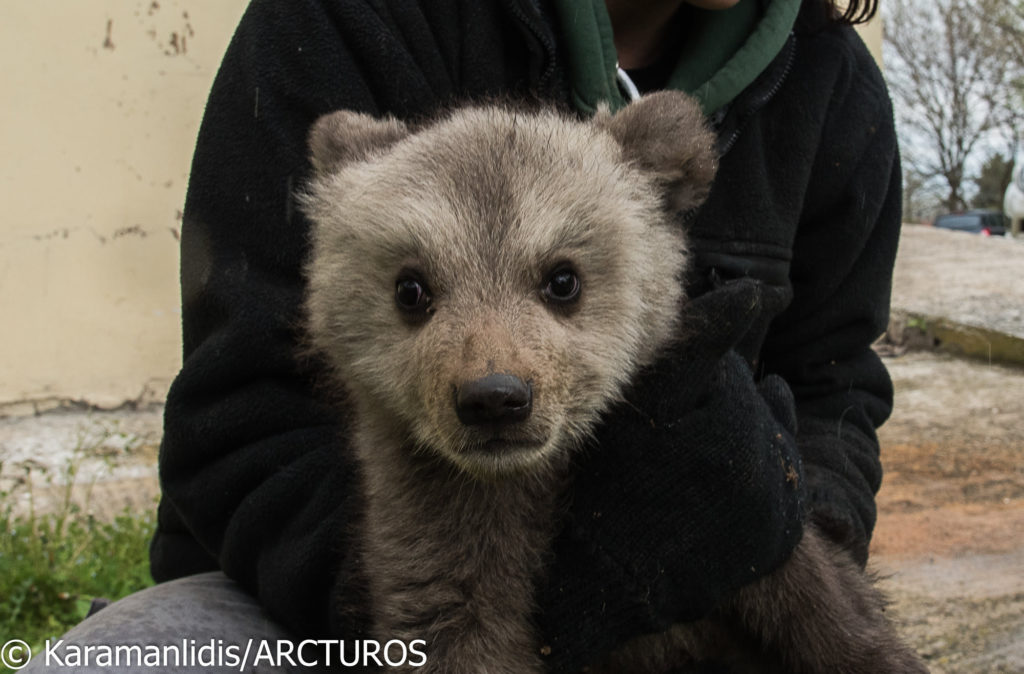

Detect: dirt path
[870,350,1024,673]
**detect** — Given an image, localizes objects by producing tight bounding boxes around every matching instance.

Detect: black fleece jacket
[152,0,900,670]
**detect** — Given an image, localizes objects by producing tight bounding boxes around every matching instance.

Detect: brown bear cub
[301,92,926,673]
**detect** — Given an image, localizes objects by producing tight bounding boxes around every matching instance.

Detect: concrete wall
[0,1,885,415]
[1,0,248,413]
[857,13,883,65]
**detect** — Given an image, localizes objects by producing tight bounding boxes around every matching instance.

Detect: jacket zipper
[719,33,797,157]
[504,0,559,94]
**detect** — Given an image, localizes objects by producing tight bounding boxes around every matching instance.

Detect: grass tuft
[0,429,156,672]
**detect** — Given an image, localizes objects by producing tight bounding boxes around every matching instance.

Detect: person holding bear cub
[29,1,903,673]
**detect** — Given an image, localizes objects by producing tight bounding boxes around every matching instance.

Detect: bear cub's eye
[395,275,432,314]
[542,266,581,304]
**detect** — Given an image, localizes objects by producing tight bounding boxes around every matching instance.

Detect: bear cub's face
[302,93,716,477]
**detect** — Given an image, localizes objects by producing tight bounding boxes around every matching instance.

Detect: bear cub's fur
[301,92,926,673]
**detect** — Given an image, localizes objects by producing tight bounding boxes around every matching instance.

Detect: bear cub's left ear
[307,110,410,175]
[596,91,719,214]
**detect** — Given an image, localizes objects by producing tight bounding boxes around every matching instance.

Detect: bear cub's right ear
[307,110,410,175]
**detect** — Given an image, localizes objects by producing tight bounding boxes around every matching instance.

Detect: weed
[0,424,156,671]
[907,315,930,332]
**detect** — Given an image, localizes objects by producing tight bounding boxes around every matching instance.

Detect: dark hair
[798,0,878,31]
[830,0,878,24]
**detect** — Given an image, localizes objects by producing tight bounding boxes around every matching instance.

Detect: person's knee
[21,572,297,673]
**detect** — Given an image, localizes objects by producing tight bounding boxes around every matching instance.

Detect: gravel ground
[0,407,162,519]
[872,226,1024,673]
[872,351,1024,673]
[891,225,1024,339]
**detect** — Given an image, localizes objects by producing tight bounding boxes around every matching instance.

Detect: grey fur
[301,92,927,673]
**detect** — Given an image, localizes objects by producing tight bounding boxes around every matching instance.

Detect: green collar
[548,0,801,115]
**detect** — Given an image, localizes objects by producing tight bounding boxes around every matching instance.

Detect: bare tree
[983,1,1024,79]
[978,0,1024,161]
[902,166,945,223]
[884,0,1020,212]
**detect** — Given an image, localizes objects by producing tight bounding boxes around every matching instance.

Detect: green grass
[0,441,156,671]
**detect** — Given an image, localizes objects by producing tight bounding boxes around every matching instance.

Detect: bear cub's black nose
[456,374,532,426]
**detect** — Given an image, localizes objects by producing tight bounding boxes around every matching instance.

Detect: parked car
[933,210,1009,236]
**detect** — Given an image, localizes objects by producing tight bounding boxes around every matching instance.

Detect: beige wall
[0,1,885,415]
[1,0,248,413]
[856,12,883,65]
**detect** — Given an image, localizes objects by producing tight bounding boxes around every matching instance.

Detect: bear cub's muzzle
[455,373,533,428]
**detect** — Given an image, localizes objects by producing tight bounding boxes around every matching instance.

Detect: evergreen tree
[971,153,1014,210]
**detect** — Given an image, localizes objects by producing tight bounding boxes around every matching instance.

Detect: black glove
[535,278,805,672]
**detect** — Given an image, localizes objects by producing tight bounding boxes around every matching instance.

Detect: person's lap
[20,573,739,673]
[21,572,313,673]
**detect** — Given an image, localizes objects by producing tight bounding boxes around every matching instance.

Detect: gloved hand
[534,278,805,672]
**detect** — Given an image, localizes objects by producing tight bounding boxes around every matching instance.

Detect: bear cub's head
[302,92,717,477]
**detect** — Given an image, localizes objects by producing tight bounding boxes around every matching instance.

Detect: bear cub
[301,92,926,673]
